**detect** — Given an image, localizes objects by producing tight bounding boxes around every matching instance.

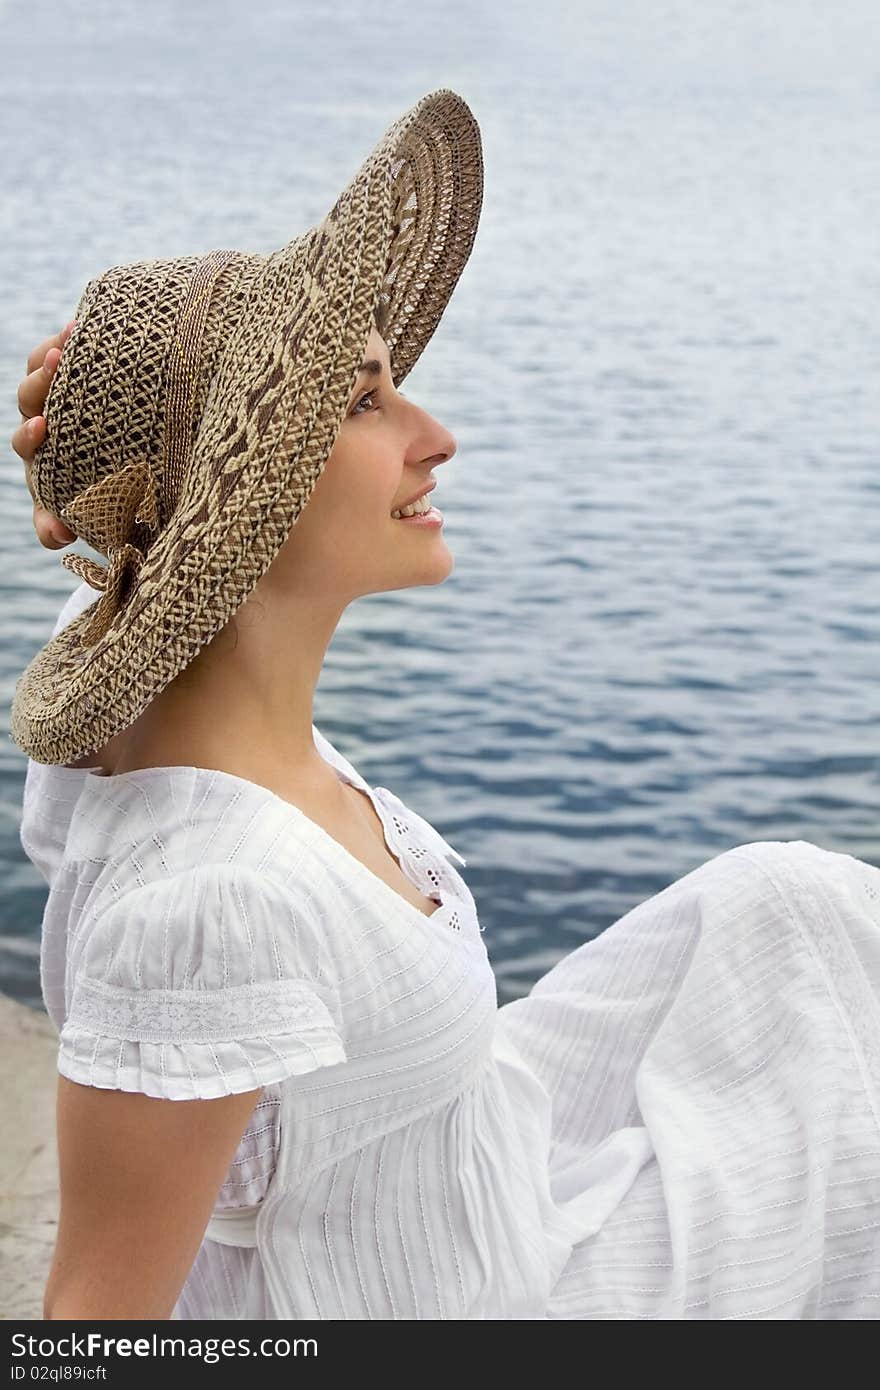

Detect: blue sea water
[0,0,878,1008]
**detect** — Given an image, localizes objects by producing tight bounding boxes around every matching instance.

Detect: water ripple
[1,0,878,1008]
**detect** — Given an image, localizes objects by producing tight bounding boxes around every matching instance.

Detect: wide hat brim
[10,89,483,766]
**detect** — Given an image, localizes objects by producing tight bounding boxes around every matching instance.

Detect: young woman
[10,89,880,1321]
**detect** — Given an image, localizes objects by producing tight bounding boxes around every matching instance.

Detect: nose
[412,401,457,468]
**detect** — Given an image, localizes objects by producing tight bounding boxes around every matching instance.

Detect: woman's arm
[44,1076,264,1320]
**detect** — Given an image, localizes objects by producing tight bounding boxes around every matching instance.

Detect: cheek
[306,436,399,532]
[336,454,399,515]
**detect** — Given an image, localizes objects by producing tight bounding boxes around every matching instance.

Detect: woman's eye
[351,386,406,417]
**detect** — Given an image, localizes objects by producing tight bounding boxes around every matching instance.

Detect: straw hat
[9,88,483,767]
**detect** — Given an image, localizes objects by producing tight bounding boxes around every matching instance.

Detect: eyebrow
[348,356,395,410]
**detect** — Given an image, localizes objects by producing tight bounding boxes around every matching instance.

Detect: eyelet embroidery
[341,780,481,936]
[380,803,469,932]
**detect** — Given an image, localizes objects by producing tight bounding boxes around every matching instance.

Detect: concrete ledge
[0,993,59,1320]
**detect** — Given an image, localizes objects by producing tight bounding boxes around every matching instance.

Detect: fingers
[33,505,76,549]
[19,319,74,423]
[18,418,75,545]
[25,320,74,377]
[19,418,75,545]
[16,321,77,549]
[13,413,46,467]
[18,345,63,423]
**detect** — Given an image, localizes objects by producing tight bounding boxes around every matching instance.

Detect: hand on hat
[13,321,77,549]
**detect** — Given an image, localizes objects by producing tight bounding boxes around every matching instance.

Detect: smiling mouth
[389,504,443,525]
[390,496,433,519]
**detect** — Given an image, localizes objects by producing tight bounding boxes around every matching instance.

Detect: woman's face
[267,327,458,603]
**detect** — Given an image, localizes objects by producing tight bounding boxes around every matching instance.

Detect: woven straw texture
[10,89,483,766]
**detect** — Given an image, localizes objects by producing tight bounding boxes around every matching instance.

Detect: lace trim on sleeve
[67,975,339,1044]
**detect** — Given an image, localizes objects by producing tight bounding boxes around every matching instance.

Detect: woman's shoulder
[64,762,332,890]
[56,837,349,1103]
[64,807,347,1005]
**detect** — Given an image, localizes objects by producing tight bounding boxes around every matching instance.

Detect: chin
[418,547,455,585]
[378,551,454,595]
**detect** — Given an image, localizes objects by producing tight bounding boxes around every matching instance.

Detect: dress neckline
[76,760,467,939]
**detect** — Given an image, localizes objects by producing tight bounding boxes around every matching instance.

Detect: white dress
[17,581,880,1319]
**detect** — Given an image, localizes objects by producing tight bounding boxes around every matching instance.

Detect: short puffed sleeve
[57,862,348,1100]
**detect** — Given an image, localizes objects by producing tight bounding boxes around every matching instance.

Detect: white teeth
[391,494,431,519]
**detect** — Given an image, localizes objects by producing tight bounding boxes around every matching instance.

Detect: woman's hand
[13,322,76,549]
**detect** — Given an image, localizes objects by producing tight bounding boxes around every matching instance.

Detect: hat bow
[59,460,160,647]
